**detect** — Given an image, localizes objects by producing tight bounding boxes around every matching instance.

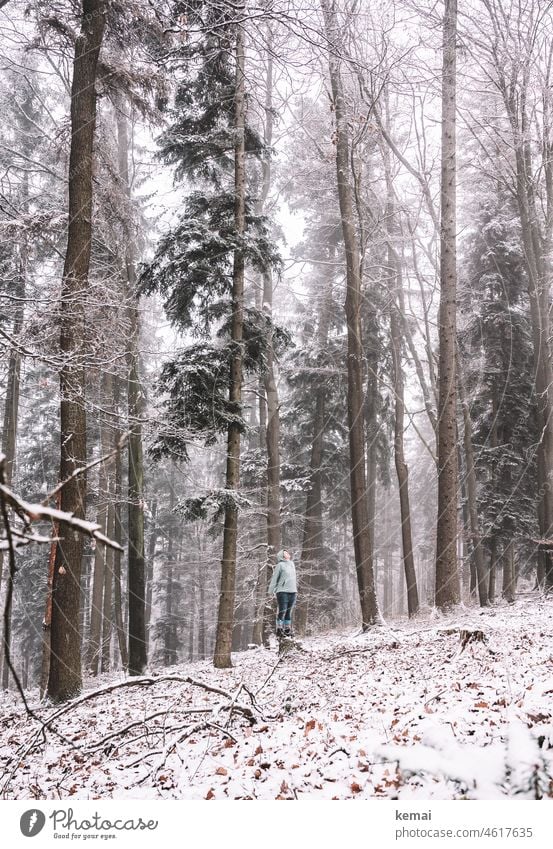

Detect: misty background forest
[1,0,552,708]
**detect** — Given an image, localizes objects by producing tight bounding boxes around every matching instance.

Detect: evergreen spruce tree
[460,193,538,597]
[141,1,279,667]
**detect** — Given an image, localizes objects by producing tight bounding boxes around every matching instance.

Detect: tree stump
[459,629,485,650]
[278,636,305,656]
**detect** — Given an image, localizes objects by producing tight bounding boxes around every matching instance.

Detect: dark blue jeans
[276,592,297,628]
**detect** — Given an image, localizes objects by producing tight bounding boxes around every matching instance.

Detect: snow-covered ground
[1,595,552,800]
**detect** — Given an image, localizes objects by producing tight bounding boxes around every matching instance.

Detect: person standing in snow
[268,549,297,637]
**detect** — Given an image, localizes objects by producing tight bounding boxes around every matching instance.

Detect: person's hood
[277,550,290,562]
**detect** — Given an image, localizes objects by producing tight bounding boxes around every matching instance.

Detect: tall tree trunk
[47,0,106,703]
[0,242,24,694]
[321,0,379,628]
[297,245,335,634]
[261,37,281,573]
[435,0,460,610]
[116,96,147,675]
[213,25,246,668]
[382,139,419,618]
[252,31,282,647]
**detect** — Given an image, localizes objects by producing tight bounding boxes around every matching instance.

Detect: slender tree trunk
[382,140,419,618]
[115,96,147,675]
[0,92,31,689]
[536,450,546,589]
[296,389,326,634]
[39,503,59,698]
[502,539,516,604]
[321,0,379,628]
[127,352,146,674]
[252,32,282,647]
[145,499,158,656]
[365,379,378,538]
[261,38,281,572]
[165,560,174,665]
[198,558,207,659]
[112,377,127,669]
[297,249,335,634]
[214,25,246,668]
[0,246,24,693]
[488,536,497,603]
[86,415,108,675]
[47,0,106,703]
[101,375,115,674]
[390,303,419,617]
[435,0,460,610]
[457,441,472,598]
[458,357,488,606]
[188,564,197,661]
[101,497,114,672]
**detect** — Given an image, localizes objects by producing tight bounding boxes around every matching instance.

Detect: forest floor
[1,594,553,800]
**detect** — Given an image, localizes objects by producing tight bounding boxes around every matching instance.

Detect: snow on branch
[0,452,123,552]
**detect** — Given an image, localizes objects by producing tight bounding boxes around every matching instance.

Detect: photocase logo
[20,810,46,837]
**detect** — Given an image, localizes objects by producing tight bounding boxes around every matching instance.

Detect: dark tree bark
[435,0,461,610]
[127,299,146,675]
[321,0,380,628]
[213,25,246,668]
[47,0,106,703]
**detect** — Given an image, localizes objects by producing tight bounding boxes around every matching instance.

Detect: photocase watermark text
[50,808,158,835]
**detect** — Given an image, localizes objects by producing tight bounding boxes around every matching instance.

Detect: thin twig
[254,657,282,697]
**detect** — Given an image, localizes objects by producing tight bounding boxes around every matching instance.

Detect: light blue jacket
[268,550,297,594]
